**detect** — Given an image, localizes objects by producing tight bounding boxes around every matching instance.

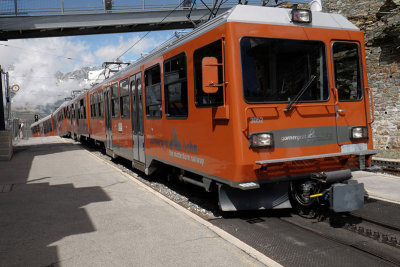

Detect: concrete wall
[323,0,400,150]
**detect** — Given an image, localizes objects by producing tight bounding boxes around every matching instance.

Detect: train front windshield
[240,37,329,103]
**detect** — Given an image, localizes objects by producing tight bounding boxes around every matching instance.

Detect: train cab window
[164,53,188,118]
[240,37,329,103]
[111,83,119,118]
[119,78,130,119]
[333,42,362,101]
[145,65,162,118]
[194,39,224,107]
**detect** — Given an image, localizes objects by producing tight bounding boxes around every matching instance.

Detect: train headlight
[249,133,273,148]
[291,9,312,23]
[351,127,368,140]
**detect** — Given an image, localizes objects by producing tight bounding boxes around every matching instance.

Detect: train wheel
[290,179,321,218]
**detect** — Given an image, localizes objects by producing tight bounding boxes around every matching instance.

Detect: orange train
[30,114,55,137]
[32,5,377,213]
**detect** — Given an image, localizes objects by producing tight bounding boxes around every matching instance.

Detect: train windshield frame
[240,37,329,104]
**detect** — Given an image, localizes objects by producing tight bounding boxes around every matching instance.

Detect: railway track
[78,139,400,266]
[372,158,400,176]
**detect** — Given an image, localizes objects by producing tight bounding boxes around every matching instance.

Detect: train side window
[90,94,96,118]
[119,78,130,119]
[77,102,81,119]
[333,42,362,101]
[93,93,98,118]
[98,91,103,118]
[83,98,87,119]
[194,39,224,107]
[90,95,93,118]
[145,64,162,118]
[111,83,120,118]
[164,53,188,118]
[80,99,85,119]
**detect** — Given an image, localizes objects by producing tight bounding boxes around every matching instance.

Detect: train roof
[30,114,52,128]
[90,5,358,91]
[53,100,69,115]
[227,5,358,31]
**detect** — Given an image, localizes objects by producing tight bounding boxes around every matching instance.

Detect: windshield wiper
[284,75,316,112]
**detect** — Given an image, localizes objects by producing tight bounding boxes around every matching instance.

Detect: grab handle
[366,87,375,124]
[332,87,339,105]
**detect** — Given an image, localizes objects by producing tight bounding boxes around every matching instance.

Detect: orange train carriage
[32,5,377,213]
[30,114,55,137]
[53,102,69,137]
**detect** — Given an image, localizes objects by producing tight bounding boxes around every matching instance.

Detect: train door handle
[338,109,345,115]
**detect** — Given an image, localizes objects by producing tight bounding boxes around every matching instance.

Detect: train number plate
[250,117,263,124]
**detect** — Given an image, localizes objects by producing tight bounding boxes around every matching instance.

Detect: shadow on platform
[0,138,111,266]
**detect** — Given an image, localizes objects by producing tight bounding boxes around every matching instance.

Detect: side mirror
[202,57,220,94]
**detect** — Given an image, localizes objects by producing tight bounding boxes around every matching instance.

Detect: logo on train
[149,128,198,153]
[280,128,333,144]
[149,128,204,166]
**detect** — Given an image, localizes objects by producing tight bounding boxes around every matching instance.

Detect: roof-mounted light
[291,8,312,23]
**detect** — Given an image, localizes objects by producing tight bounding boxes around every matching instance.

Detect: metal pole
[143,0,145,10]
[14,0,18,16]
[61,0,64,14]
[0,67,5,131]
[6,72,10,124]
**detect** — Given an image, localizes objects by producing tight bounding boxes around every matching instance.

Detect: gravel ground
[375,149,400,160]
[90,149,220,220]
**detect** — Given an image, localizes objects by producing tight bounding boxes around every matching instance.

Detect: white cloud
[0,37,95,108]
[0,31,174,109]
[94,34,165,62]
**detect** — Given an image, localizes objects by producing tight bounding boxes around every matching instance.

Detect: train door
[104,87,113,150]
[130,72,145,163]
[331,41,368,148]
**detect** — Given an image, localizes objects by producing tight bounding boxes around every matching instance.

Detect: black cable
[115,0,185,61]
[214,0,230,17]
[208,0,220,20]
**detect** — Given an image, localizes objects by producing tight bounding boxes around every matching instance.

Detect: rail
[372,157,400,170]
[0,0,264,16]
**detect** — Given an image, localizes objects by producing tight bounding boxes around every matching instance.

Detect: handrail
[0,0,263,17]
[332,87,339,105]
[366,87,375,124]
[243,105,279,134]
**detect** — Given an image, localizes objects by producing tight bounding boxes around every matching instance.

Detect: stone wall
[323,0,400,150]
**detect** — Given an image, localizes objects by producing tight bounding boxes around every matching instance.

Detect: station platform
[352,170,400,204]
[0,137,272,267]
